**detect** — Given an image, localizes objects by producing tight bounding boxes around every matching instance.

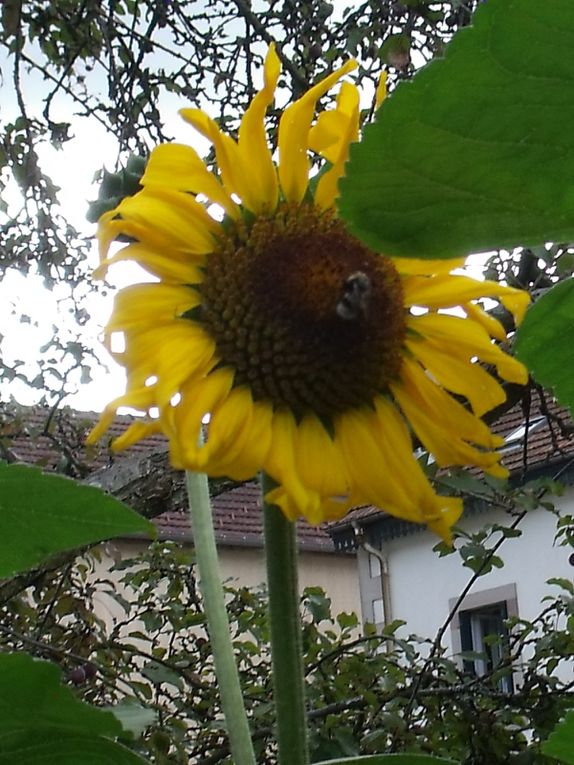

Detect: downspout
[352,522,392,630]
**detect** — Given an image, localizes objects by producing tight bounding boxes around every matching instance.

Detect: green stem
[261,472,309,765]
[185,470,256,765]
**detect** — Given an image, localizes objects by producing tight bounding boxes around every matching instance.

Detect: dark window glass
[459,601,513,692]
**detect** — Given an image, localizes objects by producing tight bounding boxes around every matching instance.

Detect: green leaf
[438,470,495,497]
[0,463,155,578]
[0,653,121,739]
[0,734,150,765]
[339,0,574,259]
[380,34,411,68]
[0,654,151,762]
[514,279,574,414]
[107,699,157,739]
[542,710,574,764]
[313,755,458,765]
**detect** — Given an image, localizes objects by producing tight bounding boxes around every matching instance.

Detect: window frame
[449,583,519,691]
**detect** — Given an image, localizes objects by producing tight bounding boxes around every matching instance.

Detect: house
[4,395,573,674]
[329,396,574,684]
[0,402,361,620]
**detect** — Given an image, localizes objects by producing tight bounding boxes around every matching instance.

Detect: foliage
[515,280,574,418]
[340,0,574,259]
[542,711,574,765]
[0,524,572,764]
[0,653,150,764]
[0,462,154,578]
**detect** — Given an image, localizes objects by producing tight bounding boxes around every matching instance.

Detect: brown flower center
[197,204,406,420]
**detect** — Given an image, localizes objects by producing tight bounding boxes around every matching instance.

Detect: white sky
[0,43,214,412]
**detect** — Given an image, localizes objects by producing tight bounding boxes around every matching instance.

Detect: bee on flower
[88,46,529,542]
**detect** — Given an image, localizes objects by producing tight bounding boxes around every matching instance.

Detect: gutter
[353,522,393,632]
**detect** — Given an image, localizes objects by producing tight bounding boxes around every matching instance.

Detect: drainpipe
[352,522,392,631]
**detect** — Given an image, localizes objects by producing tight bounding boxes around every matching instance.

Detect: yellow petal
[94,243,203,284]
[278,59,357,204]
[180,107,272,214]
[265,414,352,525]
[424,495,463,544]
[179,108,244,198]
[196,386,255,472]
[403,273,530,326]
[112,419,163,451]
[412,312,528,385]
[308,82,359,164]
[406,334,506,416]
[265,409,321,520]
[375,70,387,110]
[296,415,350,499]
[264,486,301,522]
[210,399,274,481]
[393,256,466,275]
[398,356,502,448]
[167,368,235,468]
[141,143,239,219]
[313,82,360,208]
[266,486,352,524]
[336,406,418,516]
[498,289,530,326]
[463,301,507,342]
[86,386,158,445]
[390,357,507,474]
[106,188,219,256]
[236,45,280,213]
[372,397,463,541]
[106,284,200,333]
[120,323,217,408]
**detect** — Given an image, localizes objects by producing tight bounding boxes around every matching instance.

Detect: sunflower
[88,46,529,542]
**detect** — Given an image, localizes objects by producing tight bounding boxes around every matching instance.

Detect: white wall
[361,488,574,682]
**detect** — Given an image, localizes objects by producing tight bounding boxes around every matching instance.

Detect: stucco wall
[358,489,574,682]
[93,539,361,626]
[218,545,361,620]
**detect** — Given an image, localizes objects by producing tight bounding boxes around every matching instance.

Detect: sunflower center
[198,204,406,420]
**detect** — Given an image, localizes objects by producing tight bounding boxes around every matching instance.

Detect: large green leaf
[0,734,150,765]
[542,710,574,764]
[0,653,121,738]
[339,0,574,259]
[0,653,150,763]
[514,279,574,414]
[314,755,457,765]
[0,463,154,578]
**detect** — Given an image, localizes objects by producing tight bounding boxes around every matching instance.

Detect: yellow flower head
[89,47,529,542]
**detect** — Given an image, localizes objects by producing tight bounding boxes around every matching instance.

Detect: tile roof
[0,403,336,553]
[156,481,335,551]
[0,404,165,474]
[4,393,572,552]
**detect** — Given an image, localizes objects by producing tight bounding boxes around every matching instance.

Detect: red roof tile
[0,404,336,552]
[155,481,335,551]
[4,394,573,550]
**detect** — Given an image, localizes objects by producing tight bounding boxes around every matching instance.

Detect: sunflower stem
[261,472,310,765]
[185,470,256,765]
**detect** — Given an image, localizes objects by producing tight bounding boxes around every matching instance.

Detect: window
[450,584,518,693]
[459,601,513,692]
